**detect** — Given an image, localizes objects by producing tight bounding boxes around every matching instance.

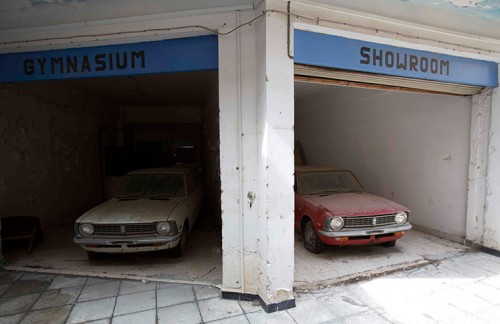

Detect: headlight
[79,223,94,236]
[395,212,408,224]
[330,216,344,230]
[156,222,172,235]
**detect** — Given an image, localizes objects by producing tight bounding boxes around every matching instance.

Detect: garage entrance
[292,29,498,288]
[0,36,222,285]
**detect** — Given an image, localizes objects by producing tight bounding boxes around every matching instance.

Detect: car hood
[306,192,408,217]
[76,198,181,224]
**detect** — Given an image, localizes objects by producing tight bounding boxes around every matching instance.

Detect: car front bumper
[318,223,412,245]
[74,234,181,253]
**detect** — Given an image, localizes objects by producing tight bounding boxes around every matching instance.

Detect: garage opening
[0,70,222,285]
[293,75,477,289]
[291,29,498,290]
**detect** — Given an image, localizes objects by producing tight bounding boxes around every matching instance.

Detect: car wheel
[87,251,101,260]
[382,240,396,247]
[171,226,188,258]
[303,220,324,253]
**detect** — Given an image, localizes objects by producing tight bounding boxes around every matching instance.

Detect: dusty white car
[74,168,203,259]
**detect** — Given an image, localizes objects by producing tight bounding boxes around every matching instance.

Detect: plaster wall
[295,84,471,239]
[484,84,500,250]
[0,82,119,228]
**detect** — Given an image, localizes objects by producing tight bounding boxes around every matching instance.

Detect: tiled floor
[1,247,500,323]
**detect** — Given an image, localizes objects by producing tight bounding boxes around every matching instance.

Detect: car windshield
[299,171,363,195]
[116,173,186,198]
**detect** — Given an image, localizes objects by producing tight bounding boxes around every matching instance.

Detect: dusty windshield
[116,173,186,198]
[299,171,363,195]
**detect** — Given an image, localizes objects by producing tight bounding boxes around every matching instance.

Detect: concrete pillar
[218,0,295,311]
[483,67,500,250]
[254,0,295,311]
[466,89,492,244]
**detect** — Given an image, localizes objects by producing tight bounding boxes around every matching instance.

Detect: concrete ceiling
[0,1,498,39]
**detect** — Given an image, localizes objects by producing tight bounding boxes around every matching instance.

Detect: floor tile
[19,273,54,282]
[474,304,500,323]
[111,309,156,324]
[206,314,249,323]
[0,294,39,317]
[157,302,201,324]
[48,276,87,290]
[0,273,21,285]
[157,285,195,308]
[32,286,82,310]
[238,300,262,314]
[113,290,155,316]
[287,298,337,324]
[66,297,115,323]
[0,285,11,298]
[86,278,113,285]
[78,281,120,302]
[118,280,155,295]
[193,285,220,300]
[0,313,24,324]
[198,297,243,322]
[246,310,296,324]
[320,292,369,318]
[331,310,391,324]
[2,279,50,297]
[20,305,72,324]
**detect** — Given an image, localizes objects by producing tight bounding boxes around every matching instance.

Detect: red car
[294,166,412,253]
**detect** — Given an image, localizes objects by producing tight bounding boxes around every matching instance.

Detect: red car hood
[305,192,408,217]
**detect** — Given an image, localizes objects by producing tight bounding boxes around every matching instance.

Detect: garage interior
[0,71,223,285]
[293,74,477,288]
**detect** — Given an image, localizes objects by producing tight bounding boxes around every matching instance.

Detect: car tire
[303,220,324,253]
[382,240,396,247]
[171,226,188,258]
[87,251,101,260]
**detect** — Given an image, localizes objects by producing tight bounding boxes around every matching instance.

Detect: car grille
[344,214,396,228]
[93,224,157,235]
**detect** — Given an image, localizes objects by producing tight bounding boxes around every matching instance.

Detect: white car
[74,167,203,259]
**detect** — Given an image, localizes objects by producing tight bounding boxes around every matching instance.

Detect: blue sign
[294,30,498,87]
[0,35,218,83]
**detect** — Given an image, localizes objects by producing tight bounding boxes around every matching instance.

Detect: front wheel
[171,227,188,258]
[87,251,101,260]
[303,220,324,254]
[382,240,396,247]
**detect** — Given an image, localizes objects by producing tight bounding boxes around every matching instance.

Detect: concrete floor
[2,225,223,286]
[3,227,469,291]
[1,246,499,323]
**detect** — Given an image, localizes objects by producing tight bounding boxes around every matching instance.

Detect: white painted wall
[484,83,500,250]
[295,83,472,239]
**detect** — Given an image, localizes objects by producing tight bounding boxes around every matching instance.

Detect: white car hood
[76,198,181,224]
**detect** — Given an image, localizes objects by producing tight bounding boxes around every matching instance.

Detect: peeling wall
[295,84,472,239]
[0,81,119,229]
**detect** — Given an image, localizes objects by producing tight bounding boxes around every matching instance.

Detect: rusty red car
[294,166,412,253]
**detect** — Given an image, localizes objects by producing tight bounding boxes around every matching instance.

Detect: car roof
[295,165,351,173]
[126,167,194,175]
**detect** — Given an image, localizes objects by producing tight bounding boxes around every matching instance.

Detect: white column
[483,68,500,250]
[255,0,295,309]
[466,89,492,244]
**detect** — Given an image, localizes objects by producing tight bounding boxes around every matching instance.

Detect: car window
[299,171,363,195]
[116,173,186,198]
